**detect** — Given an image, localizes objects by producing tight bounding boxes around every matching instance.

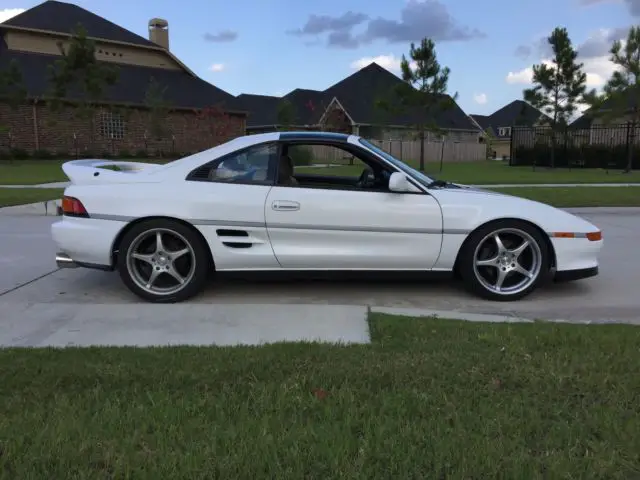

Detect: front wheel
[458,220,551,301]
[117,219,211,303]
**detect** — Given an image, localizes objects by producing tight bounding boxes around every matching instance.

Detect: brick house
[470,100,551,160]
[237,62,480,143]
[0,0,246,157]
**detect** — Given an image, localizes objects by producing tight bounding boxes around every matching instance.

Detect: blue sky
[0,0,636,115]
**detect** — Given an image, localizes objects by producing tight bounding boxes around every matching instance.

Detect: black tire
[458,219,551,302]
[117,218,212,303]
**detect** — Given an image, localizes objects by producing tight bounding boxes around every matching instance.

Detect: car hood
[428,184,600,235]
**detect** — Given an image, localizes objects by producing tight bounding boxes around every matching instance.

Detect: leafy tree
[47,23,119,149]
[144,76,171,140]
[523,27,587,167]
[583,26,640,172]
[377,38,457,171]
[0,60,27,136]
[276,99,296,130]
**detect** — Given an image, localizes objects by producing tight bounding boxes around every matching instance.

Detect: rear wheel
[458,220,551,301]
[117,219,211,303]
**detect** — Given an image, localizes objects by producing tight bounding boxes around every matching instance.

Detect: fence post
[509,126,514,166]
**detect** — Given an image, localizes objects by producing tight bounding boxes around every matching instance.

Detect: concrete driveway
[0,210,638,346]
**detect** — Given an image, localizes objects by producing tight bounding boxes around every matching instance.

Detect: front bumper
[554,266,599,283]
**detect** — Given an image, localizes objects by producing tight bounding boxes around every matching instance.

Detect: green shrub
[118,149,131,158]
[135,149,148,159]
[289,146,313,166]
[9,148,29,160]
[512,144,640,169]
[33,149,53,160]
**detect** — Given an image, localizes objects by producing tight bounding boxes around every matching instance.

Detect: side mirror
[389,172,420,193]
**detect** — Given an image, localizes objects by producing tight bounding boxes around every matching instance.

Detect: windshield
[358,138,435,187]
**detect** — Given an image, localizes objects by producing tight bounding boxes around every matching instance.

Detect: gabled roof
[470,114,491,131]
[470,100,551,139]
[489,100,549,136]
[240,62,478,131]
[236,94,281,126]
[0,49,243,111]
[281,88,325,125]
[1,0,157,48]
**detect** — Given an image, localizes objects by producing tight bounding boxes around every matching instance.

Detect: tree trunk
[419,129,425,171]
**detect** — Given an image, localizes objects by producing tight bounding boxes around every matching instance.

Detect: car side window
[197,143,278,184]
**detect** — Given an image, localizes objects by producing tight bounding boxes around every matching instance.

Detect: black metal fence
[509,123,640,170]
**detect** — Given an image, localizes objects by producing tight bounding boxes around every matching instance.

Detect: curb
[0,199,62,216]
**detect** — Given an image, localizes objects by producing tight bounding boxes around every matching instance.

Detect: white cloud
[350,54,416,72]
[473,93,488,104]
[505,56,619,88]
[506,28,626,92]
[0,8,25,23]
[209,63,225,72]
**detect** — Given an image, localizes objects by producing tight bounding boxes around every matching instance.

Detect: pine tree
[378,38,457,171]
[47,23,119,150]
[276,99,296,130]
[583,26,640,173]
[0,60,27,135]
[523,27,587,168]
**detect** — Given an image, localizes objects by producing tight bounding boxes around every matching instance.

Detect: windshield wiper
[427,179,452,188]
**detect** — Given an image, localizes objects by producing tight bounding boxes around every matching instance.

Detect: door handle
[272,200,300,211]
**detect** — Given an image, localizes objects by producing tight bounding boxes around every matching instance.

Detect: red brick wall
[0,102,246,156]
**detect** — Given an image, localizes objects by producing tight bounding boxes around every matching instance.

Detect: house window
[99,112,125,140]
[498,127,511,137]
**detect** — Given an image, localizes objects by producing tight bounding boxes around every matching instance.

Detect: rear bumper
[554,266,599,283]
[51,217,127,269]
[55,251,113,271]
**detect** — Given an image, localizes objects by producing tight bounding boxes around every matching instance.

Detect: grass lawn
[0,160,69,185]
[0,159,168,185]
[3,158,640,186]
[0,188,65,207]
[298,161,640,185]
[490,186,640,207]
[0,314,639,478]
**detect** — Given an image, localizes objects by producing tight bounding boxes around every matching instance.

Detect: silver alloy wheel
[472,227,542,296]
[125,228,196,296]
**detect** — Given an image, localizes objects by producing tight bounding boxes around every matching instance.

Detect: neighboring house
[0,0,246,155]
[470,100,550,159]
[237,62,480,144]
[570,91,640,147]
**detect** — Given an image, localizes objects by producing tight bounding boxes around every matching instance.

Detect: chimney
[148,18,169,49]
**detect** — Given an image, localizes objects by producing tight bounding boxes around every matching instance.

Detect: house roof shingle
[470,100,551,139]
[1,0,157,48]
[0,48,242,111]
[236,94,281,126]
[238,62,478,132]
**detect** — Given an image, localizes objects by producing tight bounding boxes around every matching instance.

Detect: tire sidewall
[459,219,551,301]
[117,219,211,303]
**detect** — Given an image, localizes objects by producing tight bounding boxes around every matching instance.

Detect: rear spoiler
[61,159,163,185]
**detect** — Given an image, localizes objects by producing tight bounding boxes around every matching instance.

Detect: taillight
[61,196,89,217]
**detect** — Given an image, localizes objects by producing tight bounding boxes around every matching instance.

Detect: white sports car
[52,131,603,303]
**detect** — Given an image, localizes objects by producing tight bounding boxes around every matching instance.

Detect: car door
[264,142,443,270]
[183,142,281,270]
